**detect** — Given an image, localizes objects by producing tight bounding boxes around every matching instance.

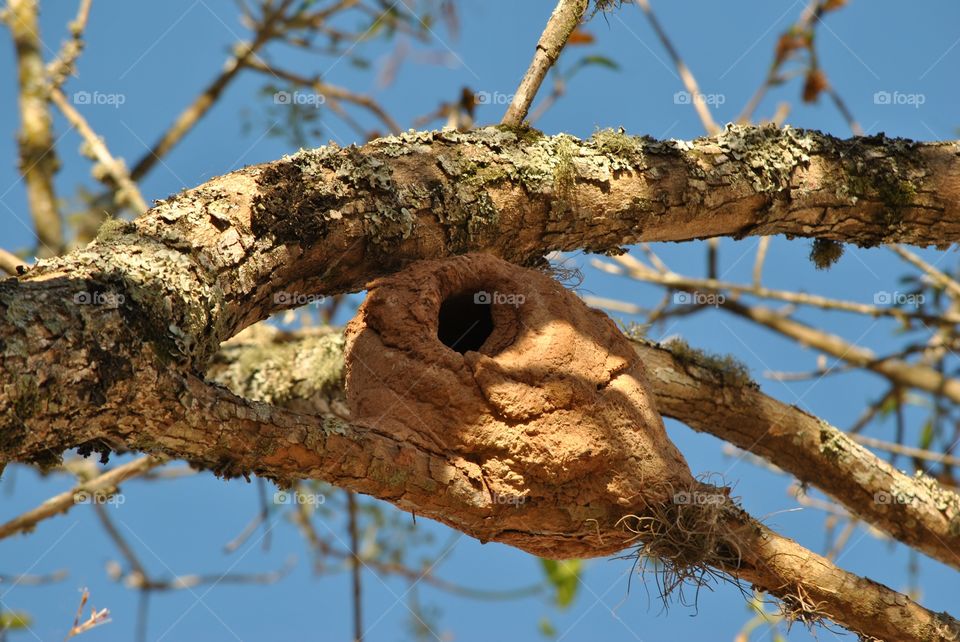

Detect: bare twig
[47,0,93,89]
[6,0,63,256]
[244,58,401,135]
[634,0,719,135]
[852,433,960,469]
[65,588,111,639]
[0,570,68,586]
[890,244,960,300]
[0,456,164,540]
[593,256,960,325]
[501,0,588,126]
[721,298,960,404]
[0,249,28,276]
[347,491,363,642]
[752,236,770,287]
[50,88,149,213]
[129,0,296,181]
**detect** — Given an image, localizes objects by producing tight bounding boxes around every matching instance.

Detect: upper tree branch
[502,0,588,126]
[6,0,63,256]
[11,125,960,371]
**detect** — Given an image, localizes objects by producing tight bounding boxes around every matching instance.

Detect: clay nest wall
[344,253,704,558]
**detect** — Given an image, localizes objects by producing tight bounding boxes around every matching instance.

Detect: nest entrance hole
[437,290,494,354]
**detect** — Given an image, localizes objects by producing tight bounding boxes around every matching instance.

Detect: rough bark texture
[9,125,959,370]
[640,340,960,570]
[3,126,960,640]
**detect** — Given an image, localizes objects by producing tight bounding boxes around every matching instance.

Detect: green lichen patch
[94,216,137,242]
[589,128,648,169]
[663,337,756,389]
[552,136,578,201]
[251,148,348,247]
[211,332,346,407]
[254,143,420,252]
[709,123,815,193]
[827,133,926,245]
[492,123,546,146]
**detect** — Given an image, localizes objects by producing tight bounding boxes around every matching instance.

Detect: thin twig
[0,249,27,276]
[47,0,93,89]
[501,0,588,126]
[852,434,960,469]
[752,236,770,287]
[129,0,296,181]
[347,491,363,642]
[889,244,960,300]
[65,588,111,639]
[244,58,401,135]
[50,88,149,213]
[593,257,960,325]
[634,0,719,135]
[0,456,164,540]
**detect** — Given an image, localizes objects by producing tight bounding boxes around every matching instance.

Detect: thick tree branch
[205,325,960,572]
[15,125,959,370]
[636,338,960,572]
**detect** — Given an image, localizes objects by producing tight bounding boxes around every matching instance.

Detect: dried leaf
[803,68,829,103]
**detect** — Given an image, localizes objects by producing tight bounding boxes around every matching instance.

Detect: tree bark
[3,125,960,640]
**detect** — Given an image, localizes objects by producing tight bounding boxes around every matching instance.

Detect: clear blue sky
[1,1,959,641]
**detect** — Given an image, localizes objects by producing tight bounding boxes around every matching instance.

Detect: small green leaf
[540,559,582,609]
[578,55,620,70]
[565,55,621,79]
[538,616,557,637]
[0,611,32,630]
[919,419,935,450]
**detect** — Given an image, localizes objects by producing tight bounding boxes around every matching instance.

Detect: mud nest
[344,253,700,558]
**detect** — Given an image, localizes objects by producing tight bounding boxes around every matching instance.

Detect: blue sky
[1,1,959,641]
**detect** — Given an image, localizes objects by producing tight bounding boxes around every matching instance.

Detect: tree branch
[502,0,588,126]
[4,127,960,640]
[6,0,63,256]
